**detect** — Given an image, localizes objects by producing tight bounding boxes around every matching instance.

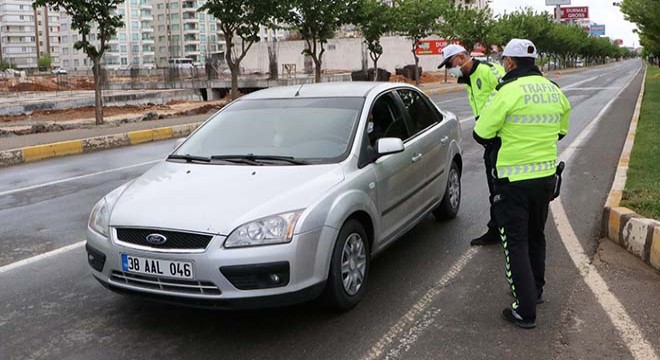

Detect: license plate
[121,254,194,279]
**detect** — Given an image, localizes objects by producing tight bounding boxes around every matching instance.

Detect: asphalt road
[1,59,659,360]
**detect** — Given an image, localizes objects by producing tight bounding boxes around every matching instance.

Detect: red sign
[415,39,461,55]
[554,6,589,20]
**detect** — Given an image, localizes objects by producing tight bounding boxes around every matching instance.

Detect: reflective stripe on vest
[505,114,562,124]
[497,160,556,178]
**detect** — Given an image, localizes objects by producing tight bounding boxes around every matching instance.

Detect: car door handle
[440,136,450,146]
[412,153,423,163]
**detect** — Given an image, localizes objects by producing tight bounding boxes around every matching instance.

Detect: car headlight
[224,211,303,248]
[88,183,131,237]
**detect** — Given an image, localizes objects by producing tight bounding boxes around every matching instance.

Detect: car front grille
[111,271,222,295]
[115,228,213,250]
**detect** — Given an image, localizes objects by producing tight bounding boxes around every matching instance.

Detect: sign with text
[415,39,461,55]
[554,6,589,19]
[590,24,606,36]
[545,0,570,5]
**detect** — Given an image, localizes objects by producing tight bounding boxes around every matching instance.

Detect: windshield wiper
[167,154,211,163]
[210,154,310,165]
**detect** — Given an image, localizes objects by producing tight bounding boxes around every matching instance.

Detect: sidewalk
[0,114,208,152]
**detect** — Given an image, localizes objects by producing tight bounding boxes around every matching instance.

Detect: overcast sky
[490,0,640,47]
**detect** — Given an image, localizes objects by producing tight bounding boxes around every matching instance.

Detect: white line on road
[0,241,85,275]
[0,159,160,197]
[361,248,479,360]
[551,64,658,360]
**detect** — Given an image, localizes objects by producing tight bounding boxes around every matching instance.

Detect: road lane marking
[0,160,159,197]
[551,64,658,360]
[0,241,85,275]
[361,248,479,360]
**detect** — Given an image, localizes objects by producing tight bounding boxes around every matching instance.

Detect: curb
[0,86,460,168]
[601,64,660,272]
[0,122,202,168]
[423,85,463,95]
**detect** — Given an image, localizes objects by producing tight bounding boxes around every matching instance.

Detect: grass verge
[621,65,660,219]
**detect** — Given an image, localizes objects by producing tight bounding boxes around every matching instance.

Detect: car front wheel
[322,219,370,311]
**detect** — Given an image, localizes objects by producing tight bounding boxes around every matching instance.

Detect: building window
[119,33,127,42]
[74,59,80,67]
[63,48,69,55]
[132,45,139,53]
[132,33,139,41]
[63,60,69,67]
[121,58,128,65]
[131,9,138,17]
[132,21,138,31]
[62,35,68,43]
[121,45,127,53]
[130,0,137,4]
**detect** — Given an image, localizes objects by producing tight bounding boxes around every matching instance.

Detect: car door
[362,91,419,245]
[395,88,449,215]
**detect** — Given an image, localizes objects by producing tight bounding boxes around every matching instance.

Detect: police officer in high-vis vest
[437,44,506,246]
[473,39,571,329]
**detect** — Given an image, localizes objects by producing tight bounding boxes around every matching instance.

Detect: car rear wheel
[433,161,461,220]
[322,219,370,311]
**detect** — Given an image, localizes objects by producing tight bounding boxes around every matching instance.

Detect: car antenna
[294,82,304,97]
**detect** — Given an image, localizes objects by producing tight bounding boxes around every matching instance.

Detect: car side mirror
[376,137,404,157]
[174,137,186,150]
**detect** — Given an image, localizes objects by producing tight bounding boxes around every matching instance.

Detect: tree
[441,5,495,56]
[352,0,394,81]
[200,0,285,99]
[287,0,356,83]
[393,0,447,86]
[37,54,52,71]
[33,0,123,125]
[621,0,660,63]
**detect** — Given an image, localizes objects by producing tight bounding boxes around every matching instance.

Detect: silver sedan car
[86,82,463,310]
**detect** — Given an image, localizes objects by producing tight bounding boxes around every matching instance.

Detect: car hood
[110,161,345,235]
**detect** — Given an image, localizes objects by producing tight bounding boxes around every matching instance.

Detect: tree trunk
[230,64,239,100]
[373,58,378,82]
[414,54,420,86]
[92,60,103,125]
[314,57,322,83]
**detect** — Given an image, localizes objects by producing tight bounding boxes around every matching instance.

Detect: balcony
[139,0,153,9]
[141,25,154,32]
[182,1,196,9]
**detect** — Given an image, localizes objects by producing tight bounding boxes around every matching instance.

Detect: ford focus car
[86,82,463,310]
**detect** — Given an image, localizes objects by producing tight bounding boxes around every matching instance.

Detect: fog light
[270,274,280,283]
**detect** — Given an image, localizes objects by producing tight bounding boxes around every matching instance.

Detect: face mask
[367,121,374,134]
[448,67,463,78]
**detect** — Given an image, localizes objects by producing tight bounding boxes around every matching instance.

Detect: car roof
[239,82,419,100]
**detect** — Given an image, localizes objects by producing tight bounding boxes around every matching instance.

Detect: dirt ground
[390,71,457,84]
[0,76,95,92]
[0,100,226,124]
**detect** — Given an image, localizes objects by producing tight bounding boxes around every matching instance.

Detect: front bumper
[86,225,338,308]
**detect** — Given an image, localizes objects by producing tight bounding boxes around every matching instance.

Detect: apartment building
[153,0,227,67]
[0,0,60,69]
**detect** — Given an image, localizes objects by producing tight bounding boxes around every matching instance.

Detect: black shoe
[501,308,536,329]
[470,231,500,246]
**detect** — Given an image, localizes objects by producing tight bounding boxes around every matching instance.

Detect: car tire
[321,219,370,311]
[433,161,461,220]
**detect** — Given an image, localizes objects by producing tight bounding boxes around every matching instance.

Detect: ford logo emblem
[146,233,167,245]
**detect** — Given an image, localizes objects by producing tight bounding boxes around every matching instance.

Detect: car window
[174,97,364,164]
[368,92,409,147]
[397,89,441,136]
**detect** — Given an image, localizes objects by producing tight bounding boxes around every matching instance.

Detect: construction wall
[240,36,444,74]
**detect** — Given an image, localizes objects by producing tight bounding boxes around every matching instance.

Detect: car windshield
[173,97,364,164]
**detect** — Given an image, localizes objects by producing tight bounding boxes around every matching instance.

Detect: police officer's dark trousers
[493,175,555,322]
[484,149,498,236]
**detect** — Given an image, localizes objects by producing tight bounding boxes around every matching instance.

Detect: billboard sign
[545,0,570,5]
[590,24,606,36]
[554,6,589,19]
[415,39,461,55]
